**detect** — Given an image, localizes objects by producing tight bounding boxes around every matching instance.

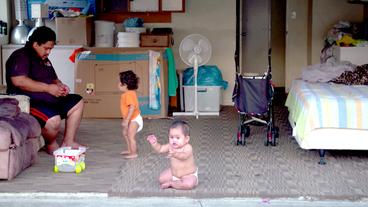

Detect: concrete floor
[1,193,368,207]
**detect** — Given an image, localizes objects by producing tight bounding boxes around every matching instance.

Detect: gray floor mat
[1,106,368,201]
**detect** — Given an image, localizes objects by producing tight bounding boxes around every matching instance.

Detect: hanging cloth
[149,50,161,110]
[165,48,178,96]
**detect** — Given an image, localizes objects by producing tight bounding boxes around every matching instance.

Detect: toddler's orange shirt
[120,90,140,120]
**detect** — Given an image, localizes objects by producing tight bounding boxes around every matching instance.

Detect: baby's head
[168,120,190,149]
[119,70,139,91]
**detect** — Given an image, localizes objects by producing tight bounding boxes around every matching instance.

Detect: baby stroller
[232,49,279,146]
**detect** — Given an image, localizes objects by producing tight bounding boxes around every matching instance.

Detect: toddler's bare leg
[159,168,173,188]
[124,122,139,159]
[121,121,130,155]
[169,175,197,190]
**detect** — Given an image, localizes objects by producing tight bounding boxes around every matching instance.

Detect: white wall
[311,0,363,64]
[2,0,237,105]
[0,0,11,84]
[147,0,236,105]
[285,0,364,91]
[173,0,236,105]
[4,0,364,104]
[285,0,309,92]
[0,0,10,45]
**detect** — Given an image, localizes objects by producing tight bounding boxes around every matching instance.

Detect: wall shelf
[348,0,368,20]
[96,0,184,23]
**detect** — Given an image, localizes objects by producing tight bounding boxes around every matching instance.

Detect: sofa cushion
[0,95,30,113]
[0,98,20,118]
[0,113,41,142]
[0,120,23,149]
[0,121,14,150]
[17,113,41,138]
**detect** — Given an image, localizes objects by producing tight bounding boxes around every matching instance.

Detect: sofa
[0,96,41,180]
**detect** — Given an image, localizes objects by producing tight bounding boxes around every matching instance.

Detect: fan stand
[173,57,219,119]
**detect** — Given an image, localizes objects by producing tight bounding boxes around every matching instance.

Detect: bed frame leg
[318,149,326,165]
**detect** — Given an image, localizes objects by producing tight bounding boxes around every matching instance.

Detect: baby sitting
[147,120,198,190]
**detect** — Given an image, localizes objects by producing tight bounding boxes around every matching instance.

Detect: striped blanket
[285,80,368,141]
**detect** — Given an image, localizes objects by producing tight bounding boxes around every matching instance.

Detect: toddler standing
[119,70,143,159]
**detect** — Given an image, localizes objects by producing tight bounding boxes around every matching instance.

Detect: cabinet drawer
[140,34,173,47]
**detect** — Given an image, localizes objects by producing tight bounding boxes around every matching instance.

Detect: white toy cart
[53,147,87,174]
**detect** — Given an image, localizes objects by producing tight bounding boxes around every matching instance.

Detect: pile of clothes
[331,64,368,85]
[321,21,368,63]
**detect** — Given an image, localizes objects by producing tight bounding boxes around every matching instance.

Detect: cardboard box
[55,16,94,46]
[27,0,96,19]
[75,47,168,118]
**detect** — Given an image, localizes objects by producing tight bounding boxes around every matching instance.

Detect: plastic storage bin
[183,86,222,112]
[53,147,87,174]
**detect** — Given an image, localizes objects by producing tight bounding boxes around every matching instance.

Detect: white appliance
[2,44,82,92]
[11,0,29,44]
[173,34,217,118]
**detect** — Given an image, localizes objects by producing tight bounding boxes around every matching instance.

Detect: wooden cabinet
[96,0,185,23]
[130,0,160,12]
[140,34,173,47]
[161,0,185,12]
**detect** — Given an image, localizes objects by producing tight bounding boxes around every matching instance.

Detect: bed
[285,79,368,164]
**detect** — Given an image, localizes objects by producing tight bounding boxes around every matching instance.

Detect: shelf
[96,0,183,23]
[97,12,171,23]
[348,0,368,4]
[348,0,368,20]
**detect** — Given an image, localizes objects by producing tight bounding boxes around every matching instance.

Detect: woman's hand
[56,82,70,96]
[47,84,65,97]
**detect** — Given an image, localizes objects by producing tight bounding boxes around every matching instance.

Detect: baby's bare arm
[147,135,169,153]
[170,144,193,160]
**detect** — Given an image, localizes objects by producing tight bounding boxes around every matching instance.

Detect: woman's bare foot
[160,182,171,189]
[44,142,59,155]
[120,150,130,155]
[61,141,88,149]
[124,154,138,159]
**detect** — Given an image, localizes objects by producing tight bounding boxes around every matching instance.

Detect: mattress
[285,79,368,150]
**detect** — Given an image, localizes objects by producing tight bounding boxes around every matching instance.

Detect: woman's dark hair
[25,26,56,47]
[119,70,139,90]
[170,119,190,136]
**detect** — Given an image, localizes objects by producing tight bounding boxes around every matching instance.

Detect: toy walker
[53,147,87,174]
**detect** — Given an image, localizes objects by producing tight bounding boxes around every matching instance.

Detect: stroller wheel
[265,126,272,146]
[271,136,277,146]
[236,127,242,146]
[273,126,279,138]
[241,126,250,146]
[243,125,250,137]
[241,132,246,146]
[237,138,243,146]
[271,126,279,146]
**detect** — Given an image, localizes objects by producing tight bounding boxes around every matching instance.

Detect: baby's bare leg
[159,168,172,188]
[121,121,130,154]
[169,175,197,190]
[123,122,139,159]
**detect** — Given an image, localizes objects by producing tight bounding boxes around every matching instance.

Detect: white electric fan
[173,34,218,118]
